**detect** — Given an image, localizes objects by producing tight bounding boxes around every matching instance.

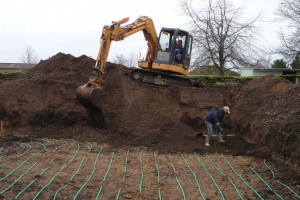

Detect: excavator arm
[76,16,159,127]
[91,16,158,86]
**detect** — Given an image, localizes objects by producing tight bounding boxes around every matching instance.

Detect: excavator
[76,16,202,127]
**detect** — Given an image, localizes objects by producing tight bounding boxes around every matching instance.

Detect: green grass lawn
[0,70,25,80]
[0,69,27,74]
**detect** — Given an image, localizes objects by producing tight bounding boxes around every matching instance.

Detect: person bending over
[204,106,230,146]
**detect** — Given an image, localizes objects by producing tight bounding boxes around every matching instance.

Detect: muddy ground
[0,53,300,199]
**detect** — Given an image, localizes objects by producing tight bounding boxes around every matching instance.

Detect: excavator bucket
[76,86,106,128]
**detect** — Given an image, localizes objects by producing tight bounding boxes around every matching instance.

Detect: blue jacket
[176,44,183,53]
[205,108,224,124]
[173,43,183,56]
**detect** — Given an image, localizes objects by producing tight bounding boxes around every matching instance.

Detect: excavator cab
[138,28,193,76]
[134,28,194,87]
[155,28,193,69]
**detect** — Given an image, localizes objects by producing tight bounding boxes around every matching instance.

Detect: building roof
[0,63,36,70]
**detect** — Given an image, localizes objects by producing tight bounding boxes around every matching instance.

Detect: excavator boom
[93,16,157,83]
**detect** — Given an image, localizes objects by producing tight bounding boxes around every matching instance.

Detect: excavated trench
[0,53,299,199]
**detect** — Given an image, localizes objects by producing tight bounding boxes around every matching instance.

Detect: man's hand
[217,123,223,131]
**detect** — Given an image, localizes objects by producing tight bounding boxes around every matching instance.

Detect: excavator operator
[173,40,183,64]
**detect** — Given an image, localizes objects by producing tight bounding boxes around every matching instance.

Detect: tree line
[180,0,300,74]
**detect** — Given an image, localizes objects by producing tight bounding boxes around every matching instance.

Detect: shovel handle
[217,124,223,132]
[217,124,227,136]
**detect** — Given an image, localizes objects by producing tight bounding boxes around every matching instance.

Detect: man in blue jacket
[205,106,230,146]
[172,40,183,63]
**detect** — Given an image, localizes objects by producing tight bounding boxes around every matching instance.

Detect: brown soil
[0,53,299,199]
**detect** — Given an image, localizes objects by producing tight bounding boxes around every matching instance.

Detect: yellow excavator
[76,16,202,127]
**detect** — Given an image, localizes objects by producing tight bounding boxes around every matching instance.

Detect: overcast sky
[0,0,280,64]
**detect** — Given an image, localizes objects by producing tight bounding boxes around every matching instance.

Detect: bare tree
[126,52,139,68]
[19,45,38,64]
[180,0,266,75]
[255,55,272,68]
[113,53,139,67]
[113,54,128,66]
[274,0,300,61]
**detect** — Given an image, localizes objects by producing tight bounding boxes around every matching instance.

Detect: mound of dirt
[0,53,299,169]
[229,75,300,166]
[0,53,94,128]
[0,53,233,154]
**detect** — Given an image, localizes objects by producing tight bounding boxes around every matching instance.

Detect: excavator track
[130,68,197,87]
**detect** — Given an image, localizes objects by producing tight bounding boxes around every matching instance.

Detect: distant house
[240,68,300,84]
[0,63,36,72]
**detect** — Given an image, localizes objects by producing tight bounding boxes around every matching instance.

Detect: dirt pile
[0,53,299,167]
[229,75,300,166]
[0,53,206,134]
[0,53,94,128]
[0,53,234,154]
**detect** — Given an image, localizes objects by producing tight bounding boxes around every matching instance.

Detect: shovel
[217,124,227,138]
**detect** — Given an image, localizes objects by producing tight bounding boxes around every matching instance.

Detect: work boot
[205,135,210,146]
[217,133,225,142]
